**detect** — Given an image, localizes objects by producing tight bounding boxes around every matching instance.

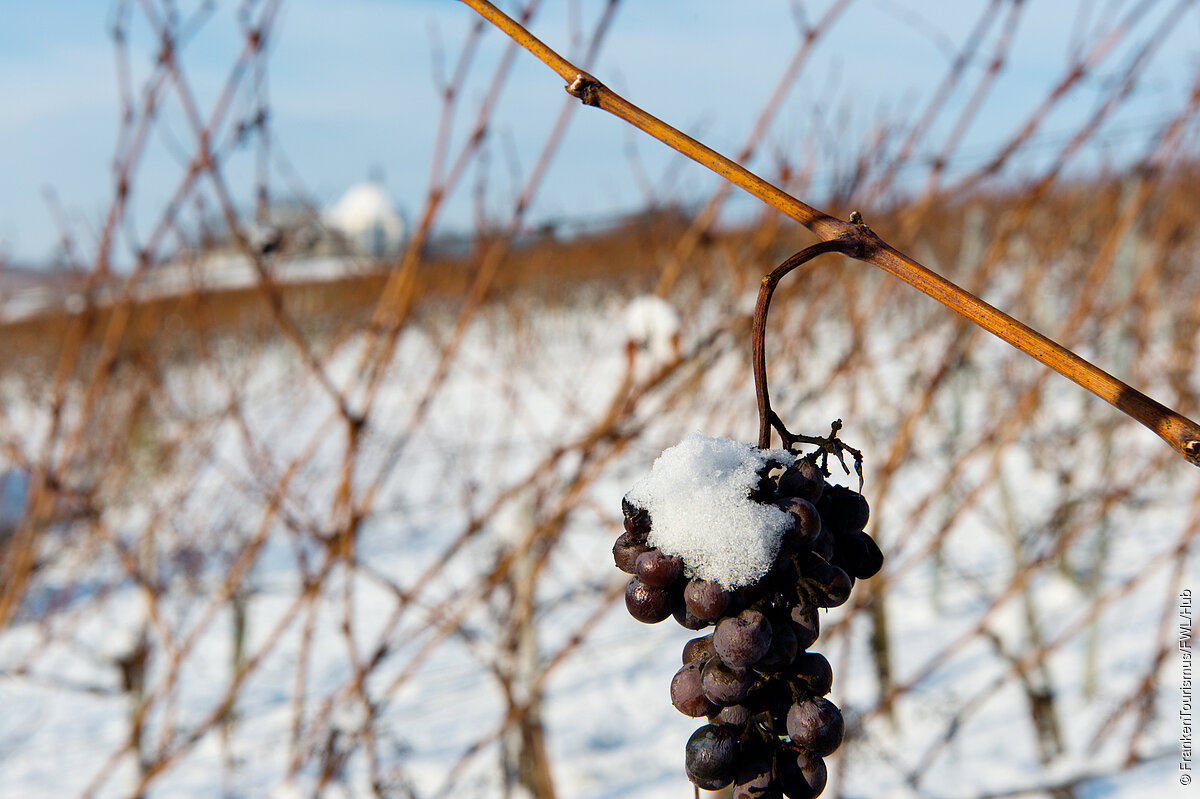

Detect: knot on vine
[566,73,603,107]
[833,212,881,259]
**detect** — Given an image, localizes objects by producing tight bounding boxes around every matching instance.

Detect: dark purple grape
[778,497,822,550]
[854,531,883,578]
[833,530,883,579]
[684,578,731,621]
[683,634,716,665]
[802,556,852,609]
[685,724,739,790]
[786,697,844,757]
[673,600,710,631]
[777,459,824,503]
[815,568,852,608]
[613,532,651,574]
[808,526,835,563]
[622,498,651,535]
[844,490,870,530]
[816,484,869,535]
[709,703,752,726]
[624,576,673,623]
[702,658,753,707]
[791,652,832,697]
[671,660,717,717]
[789,606,819,652]
[777,745,827,799]
[714,610,773,668]
[755,619,798,671]
[635,549,683,587]
[733,757,778,799]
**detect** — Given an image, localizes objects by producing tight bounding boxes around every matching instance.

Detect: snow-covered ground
[0,254,379,324]
[0,261,1195,799]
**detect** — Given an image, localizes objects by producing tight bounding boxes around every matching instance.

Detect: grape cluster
[614,458,882,798]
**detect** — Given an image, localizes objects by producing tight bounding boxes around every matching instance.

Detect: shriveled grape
[779,497,822,550]
[624,576,673,623]
[733,757,777,799]
[808,525,835,563]
[714,609,773,668]
[802,556,852,609]
[776,459,823,503]
[683,634,716,665]
[613,531,651,574]
[709,703,752,726]
[635,549,683,587]
[786,697,844,757]
[834,530,883,579]
[789,605,820,652]
[684,724,739,790]
[622,498,651,535]
[816,484,868,535]
[673,601,710,631]
[792,652,833,697]
[671,660,716,718]
[684,578,731,621]
[701,658,753,707]
[777,745,827,799]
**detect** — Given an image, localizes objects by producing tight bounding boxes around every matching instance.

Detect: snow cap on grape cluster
[625,432,796,589]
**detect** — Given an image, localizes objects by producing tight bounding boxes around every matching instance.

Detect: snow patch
[624,295,681,366]
[624,433,796,589]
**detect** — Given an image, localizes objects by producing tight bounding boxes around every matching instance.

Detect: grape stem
[752,242,864,483]
[458,0,1200,468]
[753,241,853,453]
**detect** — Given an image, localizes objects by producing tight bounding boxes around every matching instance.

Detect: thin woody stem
[459,0,841,239]
[754,240,855,449]
[459,0,1200,468]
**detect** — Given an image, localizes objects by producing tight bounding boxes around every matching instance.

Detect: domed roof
[324,181,404,243]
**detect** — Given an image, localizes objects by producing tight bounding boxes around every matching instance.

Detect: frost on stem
[623,433,795,589]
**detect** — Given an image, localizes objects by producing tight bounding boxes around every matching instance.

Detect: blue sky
[1,0,1197,267]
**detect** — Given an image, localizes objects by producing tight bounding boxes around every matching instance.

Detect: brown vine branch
[458,0,1200,468]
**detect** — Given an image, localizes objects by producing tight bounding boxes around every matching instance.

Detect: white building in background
[323,180,405,258]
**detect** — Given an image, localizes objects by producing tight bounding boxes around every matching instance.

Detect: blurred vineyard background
[1,1,1199,797]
